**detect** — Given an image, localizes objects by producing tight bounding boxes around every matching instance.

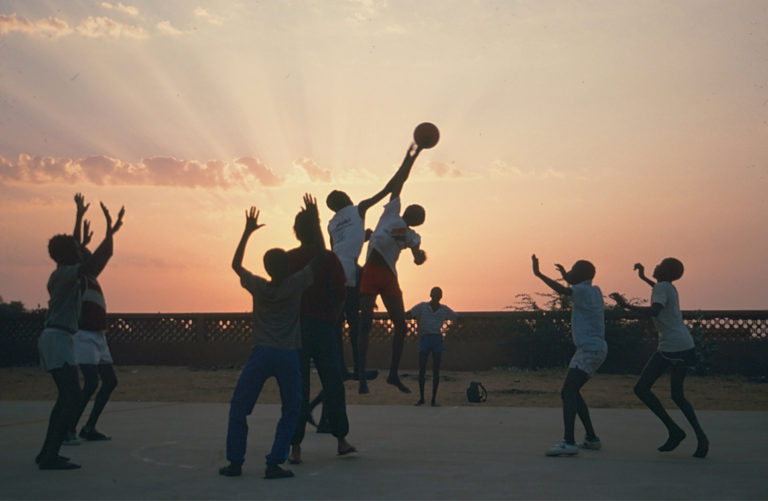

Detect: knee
[634,383,650,399]
[101,373,117,393]
[81,377,99,398]
[560,387,575,402]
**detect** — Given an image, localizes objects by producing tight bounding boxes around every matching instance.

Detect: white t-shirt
[408,302,458,336]
[570,281,607,352]
[366,198,421,275]
[328,204,364,287]
[651,281,695,352]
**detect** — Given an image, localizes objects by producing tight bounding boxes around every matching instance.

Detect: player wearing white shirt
[356,142,427,394]
[408,287,458,407]
[611,258,709,459]
[532,255,607,457]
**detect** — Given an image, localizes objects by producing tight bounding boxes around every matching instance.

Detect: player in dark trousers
[219,205,321,479]
[287,195,356,464]
[36,195,122,469]
[610,258,709,458]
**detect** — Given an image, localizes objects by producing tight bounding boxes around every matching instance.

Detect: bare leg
[416,351,428,405]
[357,294,376,394]
[670,364,709,458]
[431,351,442,406]
[381,294,410,393]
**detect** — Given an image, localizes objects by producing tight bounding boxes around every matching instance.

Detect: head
[564,260,596,285]
[263,248,290,281]
[326,190,353,213]
[653,257,684,282]
[48,234,81,265]
[429,286,443,303]
[293,210,318,245]
[402,204,425,227]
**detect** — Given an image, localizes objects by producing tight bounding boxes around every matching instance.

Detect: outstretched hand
[413,248,427,265]
[531,254,541,275]
[554,263,567,278]
[633,263,645,274]
[302,193,318,219]
[244,207,265,233]
[112,206,125,234]
[75,193,90,216]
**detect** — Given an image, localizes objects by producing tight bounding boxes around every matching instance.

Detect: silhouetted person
[67,194,123,443]
[219,206,320,479]
[357,142,426,394]
[533,255,607,457]
[408,287,457,407]
[36,197,122,470]
[610,258,709,458]
[287,195,356,464]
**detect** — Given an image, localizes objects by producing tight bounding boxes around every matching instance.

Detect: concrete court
[1,401,766,500]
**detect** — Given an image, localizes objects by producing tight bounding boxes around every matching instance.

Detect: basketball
[413,122,440,149]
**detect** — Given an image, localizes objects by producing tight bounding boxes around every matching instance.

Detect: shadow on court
[1,402,765,500]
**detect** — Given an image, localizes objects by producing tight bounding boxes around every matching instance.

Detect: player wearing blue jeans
[226,346,302,467]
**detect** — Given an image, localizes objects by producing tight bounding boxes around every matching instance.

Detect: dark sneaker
[264,464,294,479]
[79,429,111,441]
[38,457,81,470]
[219,463,242,476]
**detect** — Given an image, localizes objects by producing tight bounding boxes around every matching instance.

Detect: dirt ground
[2,365,767,410]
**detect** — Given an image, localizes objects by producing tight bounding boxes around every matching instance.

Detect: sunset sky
[1,0,766,313]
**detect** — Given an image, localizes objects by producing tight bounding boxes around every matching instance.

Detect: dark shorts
[659,348,697,368]
[418,333,444,353]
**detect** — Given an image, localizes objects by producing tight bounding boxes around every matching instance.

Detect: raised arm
[357,143,422,218]
[232,207,264,277]
[82,203,124,277]
[609,292,663,317]
[634,263,656,288]
[73,193,90,245]
[532,254,571,296]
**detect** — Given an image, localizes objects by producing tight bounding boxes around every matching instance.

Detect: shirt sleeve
[239,270,264,293]
[408,303,422,318]
[444,306,458,322]
[650,283,668,308]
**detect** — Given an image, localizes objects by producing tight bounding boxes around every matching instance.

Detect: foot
[288,445,302,464]
[264,464,294,479]
[578,435,602,450]
[430,401,440,407]
[62,431,80,446]
[337,439,357,457]
[693,435,709,458]
[386,376,411,393]
[218,462,242,476]
[35,454,70,464]
[658,428,686,452]
[545,440,579,457]
[414,399,425,406]
[38,457,81,470]
[358,380,369,394]
[79,428,111,441]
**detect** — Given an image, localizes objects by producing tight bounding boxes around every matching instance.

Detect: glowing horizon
[1,1,767,313]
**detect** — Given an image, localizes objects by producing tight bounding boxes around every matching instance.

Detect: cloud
[193,7,224,26]
[345,0,388,23]
[156,20,183,36]
[100,2,139,17]
[293,157,331,182]
[490,160,565,179]
[76,16,147,39]
[429,162,463,178]
[0,154,284,189]
[0,13,73,37]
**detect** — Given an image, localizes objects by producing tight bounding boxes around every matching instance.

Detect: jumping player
[610,258,709,458]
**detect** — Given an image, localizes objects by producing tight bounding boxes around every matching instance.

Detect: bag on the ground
[466,381,487,403]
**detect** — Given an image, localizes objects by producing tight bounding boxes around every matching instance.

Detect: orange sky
[1,1,767,312]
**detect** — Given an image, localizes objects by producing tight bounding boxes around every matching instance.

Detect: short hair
[48,234,78,264]
[403,204,425,226]
[662,257,684,281]
[293,210,316,244]
[263,248,289,279]
[430,286,443,298]
[571,260,596,282]
[326,190,352,212]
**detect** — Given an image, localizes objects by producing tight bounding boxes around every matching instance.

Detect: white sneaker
[579,436,602,450]
[546,440,578,456]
